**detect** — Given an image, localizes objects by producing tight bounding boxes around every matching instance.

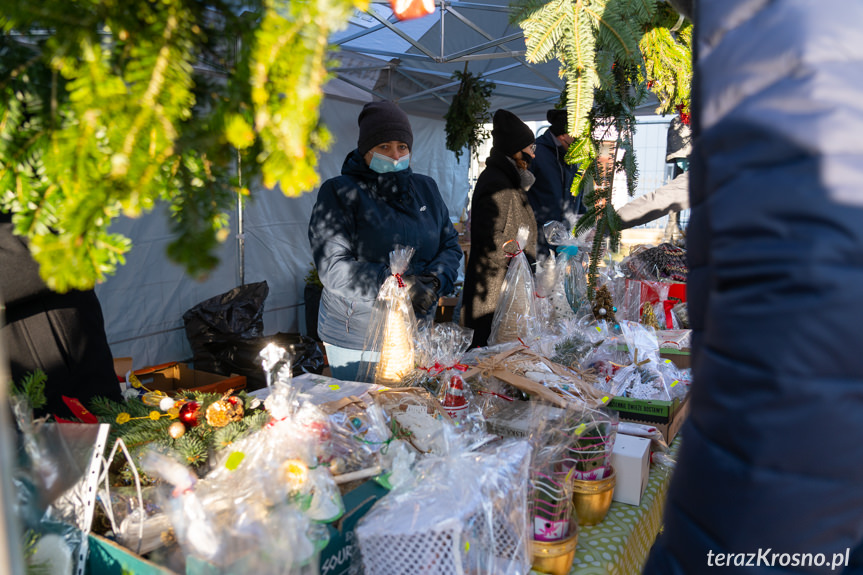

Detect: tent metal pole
[440,0,445,60]
[0,306,25,575]
[235,35,245,287]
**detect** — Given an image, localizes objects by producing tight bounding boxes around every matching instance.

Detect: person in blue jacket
[644,0,863,572]
[527,109,582,257]
[308,101,461,381]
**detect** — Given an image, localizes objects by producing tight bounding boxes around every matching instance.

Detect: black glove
[404,273,440,317]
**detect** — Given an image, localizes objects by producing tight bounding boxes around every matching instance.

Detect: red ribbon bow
[662,300,676,329]
[421,362,469,376]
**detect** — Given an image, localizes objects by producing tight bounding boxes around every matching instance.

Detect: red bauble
[178,401,200,427]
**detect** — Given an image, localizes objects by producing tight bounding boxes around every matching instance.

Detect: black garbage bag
[183,282,325,390]
[182,281,269,375]
[215,332,325,390]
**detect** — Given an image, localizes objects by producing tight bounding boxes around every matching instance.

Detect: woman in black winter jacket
[462,109,538,348]
[308,101,461,381]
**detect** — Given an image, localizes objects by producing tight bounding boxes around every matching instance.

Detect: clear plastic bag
[12,416,110,575]
[545,221,590,317]
[355,434,532,575]
[489,227,540,346]
[361,246,420,385]
[370,387,454,455]
[560,406,619,481]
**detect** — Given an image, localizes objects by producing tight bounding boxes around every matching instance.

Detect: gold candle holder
[531,521,579,575]
[571,466,616,526]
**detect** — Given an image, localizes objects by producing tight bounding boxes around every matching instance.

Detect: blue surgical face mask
[369,152,410,174]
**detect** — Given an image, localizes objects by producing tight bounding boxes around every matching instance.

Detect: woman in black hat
[308,100,462,381]
[461,109,538,348]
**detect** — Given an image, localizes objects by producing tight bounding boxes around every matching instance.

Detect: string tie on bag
[503,239,522,258]
[394,273,406,288]
[420,362,469,376]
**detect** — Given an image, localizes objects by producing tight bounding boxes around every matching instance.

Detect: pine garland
[89,390,269,471]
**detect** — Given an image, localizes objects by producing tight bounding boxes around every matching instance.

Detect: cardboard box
[87,533,178,575]
[113,357,134,379]
[609,392,690,443]
[611,434,651,506]
[320,480,390,575]
[133,362,246,396]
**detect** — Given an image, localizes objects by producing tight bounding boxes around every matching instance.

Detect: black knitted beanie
[491,109,535,156]
[357,101,413,155]
[546,109,568,137]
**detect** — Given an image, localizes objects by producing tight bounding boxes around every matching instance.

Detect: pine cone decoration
[205,396,244,427]
[592,285,617,324]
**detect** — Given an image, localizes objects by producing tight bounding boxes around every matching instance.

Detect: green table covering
[531,438,680,575]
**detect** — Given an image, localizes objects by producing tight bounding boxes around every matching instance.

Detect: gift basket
[360,246,420,385]
[462,343,609,411]
[489,227,540,346]
[10,377,110,575]
[138,344,344,574]
[597,321,689,401]
[355,433,532,575]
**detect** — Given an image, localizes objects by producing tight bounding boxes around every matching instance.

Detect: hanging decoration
[444,66,496,162]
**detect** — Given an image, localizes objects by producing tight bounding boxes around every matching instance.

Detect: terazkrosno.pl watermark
[707,549,850,570]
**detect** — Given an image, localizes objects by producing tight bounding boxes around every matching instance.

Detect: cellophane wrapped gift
[361,246,419,385]
[407,323,486,429]
[141,344,344,574]
[549,318,611,372]
[11,393,109,575]
[526,401,577,542]
[355,432,532,575]
[603,321,690,401]
[561,406,619,481]
[545,220,591,317]
[489,227,540,346]
[371,387,456,455]
[534,253,558,332]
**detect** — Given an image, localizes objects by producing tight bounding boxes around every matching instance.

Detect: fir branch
[10,370,47,410]
[444,68,495,163]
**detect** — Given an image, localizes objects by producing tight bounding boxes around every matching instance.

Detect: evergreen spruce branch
[444,68,494,162]
[10,370,47,410]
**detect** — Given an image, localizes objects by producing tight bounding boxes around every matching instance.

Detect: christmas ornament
[179,401,200,427]
[159,397,176,411]
[168,421,186,439]
[205,396,244,428]
[441,375,469,421]
[142,390,168,407]
[282,459,309,492]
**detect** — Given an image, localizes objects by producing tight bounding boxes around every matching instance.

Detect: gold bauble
[168,421,186,439]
